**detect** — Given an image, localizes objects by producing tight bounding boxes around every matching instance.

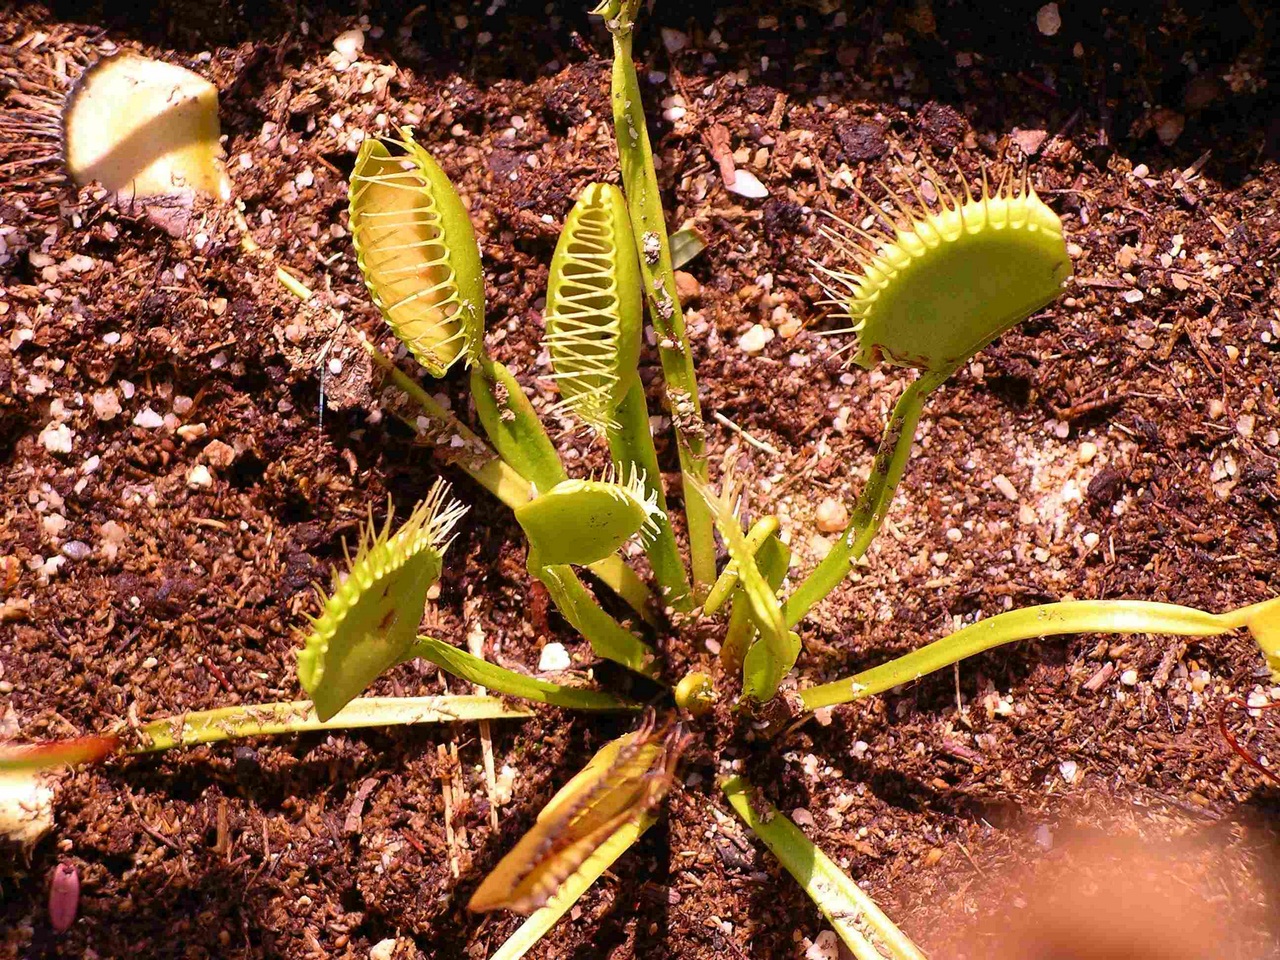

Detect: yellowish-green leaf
[297,483,466,721]
[349,128,484,377]
[408,635,639,711]
[818,168,1070,373]
[723,776,927,960]
[517,468,661,568]
[544,182,643,433]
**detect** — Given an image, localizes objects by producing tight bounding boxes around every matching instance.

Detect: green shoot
[800,597,1280,711]
[723,531,791,675]
[669,224,707,270]
[722,776,927,960]
[703,515,780,615]
[598,0,718,593]
[689,473,795,701]
[407,635,639,711]
[349,129,484,377]
[517,467,662,568]
[296,484,466,720]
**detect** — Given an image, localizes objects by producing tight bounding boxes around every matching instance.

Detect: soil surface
[2,1,1280,958]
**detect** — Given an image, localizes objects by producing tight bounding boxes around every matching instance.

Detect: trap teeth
[818,166,1072,373]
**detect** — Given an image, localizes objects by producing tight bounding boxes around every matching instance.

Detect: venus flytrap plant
[9,9,1280,958]
[783,167,1073,624]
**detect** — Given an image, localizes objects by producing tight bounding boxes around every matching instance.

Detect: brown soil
[3,1,1279,958]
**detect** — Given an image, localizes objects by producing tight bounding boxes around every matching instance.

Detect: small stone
[815,498,848,533]
[42,514,67,539]
[369,940,397,960]
[1116,245,1138,270]
[726,169,768,199]
[674,271,701,304]
[806,931,839,960]
[203,439,236,468]
[1059,759,1079,783]
[660,27,688,53]
[91,389,122,421]
[1123,289,1144,304]
[1078,441,1098,463]
[1236,415,1255,438]
[538,642,571,672]
[946,527,963,542]
[133,407,164,429]
[1120,669,1139,686]
[1018,503,1037,525]
[60,541,91,561]
[1207,398,1225,419]
[790,808,815,827]
[1082,532,1100,549]
[39,422,73,454]
[187,464,214,489]
[738,323,774,354]
[993,474,1018,501]
[1036,2,1061,36]
[1010,128,1048,155]
[63,254,95,273]
[333,28,365,60]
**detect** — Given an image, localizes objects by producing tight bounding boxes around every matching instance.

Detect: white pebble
[61,541,91,561]
[815,498,847,533]
[187,464,214,489]
[738,323,774,354]
[133,407,164,429]
[660,27,688,53]
[333,28,365,60]
[1120,669,1139,686]
[91,389,121,421]
[993,474,1018,501]
[538,642,571,672]
[39,422,73,454]
[1059,759,1079,783]
[727,169,769,199]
